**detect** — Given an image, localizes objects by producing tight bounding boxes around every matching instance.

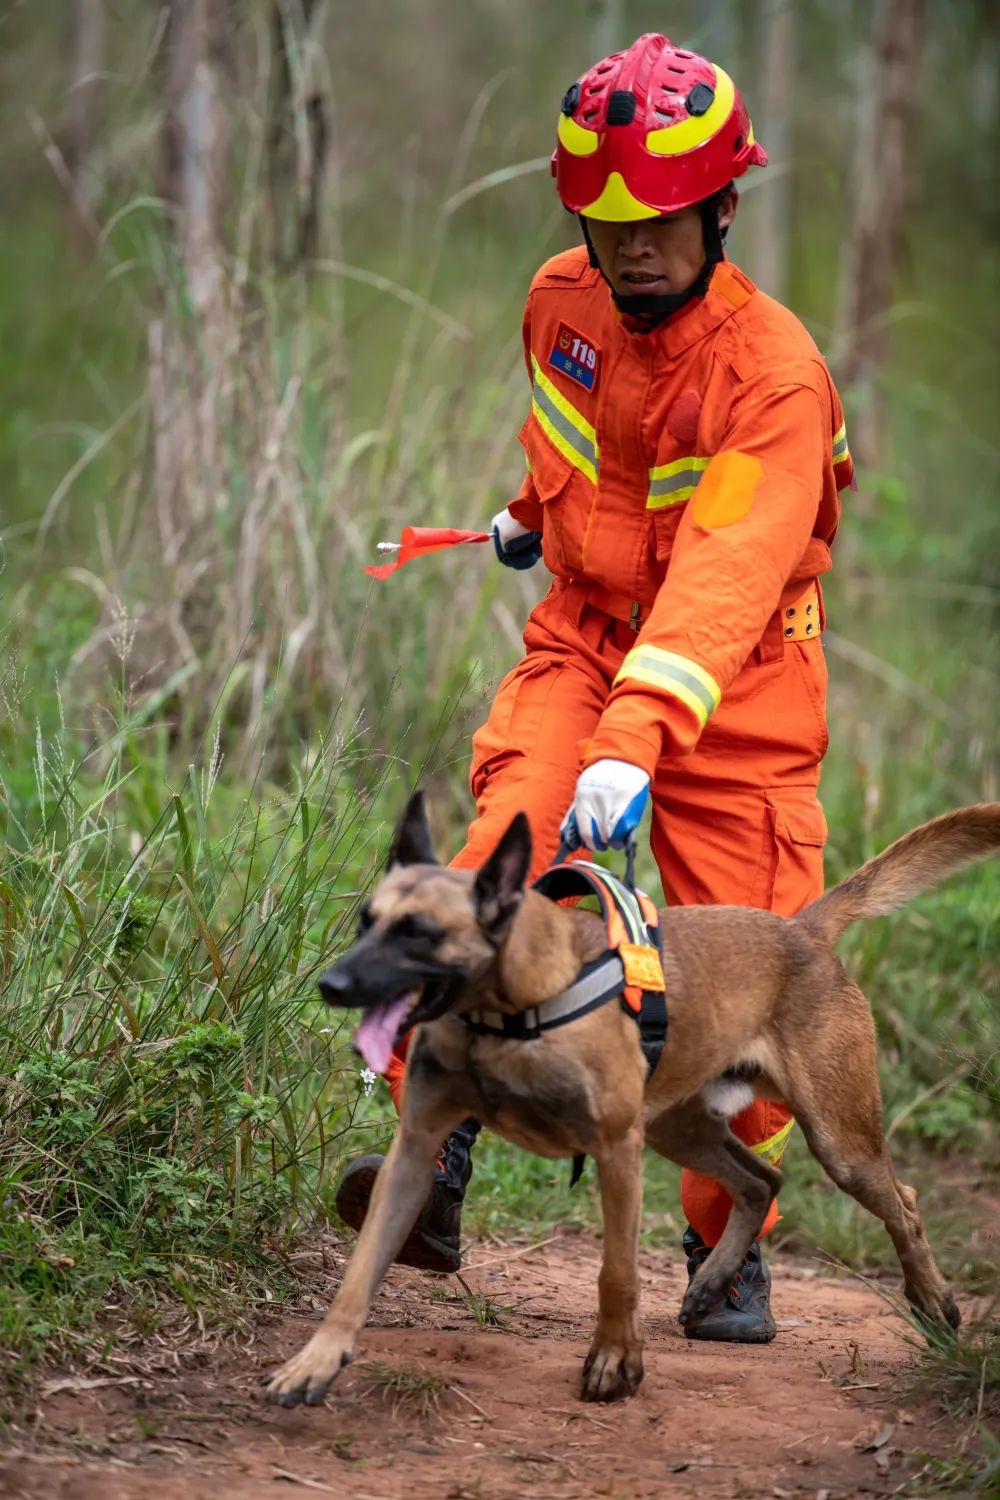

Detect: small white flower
[360,1067,377,1097]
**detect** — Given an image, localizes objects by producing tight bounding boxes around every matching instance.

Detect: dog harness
[464,858,668,1076]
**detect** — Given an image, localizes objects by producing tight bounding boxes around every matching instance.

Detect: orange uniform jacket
[508,249,854,779]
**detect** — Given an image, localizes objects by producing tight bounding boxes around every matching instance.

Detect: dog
[265,794,999,1407]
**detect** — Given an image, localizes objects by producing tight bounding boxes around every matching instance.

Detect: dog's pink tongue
[355,992,418,1075]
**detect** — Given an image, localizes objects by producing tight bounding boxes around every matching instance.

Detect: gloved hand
[560,760,651,852]
[492,507,542,570]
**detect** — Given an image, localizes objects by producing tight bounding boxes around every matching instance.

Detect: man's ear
[387,790,438,868]
[474,813,532,942]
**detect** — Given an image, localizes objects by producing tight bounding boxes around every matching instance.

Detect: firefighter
[337,32,853,1343]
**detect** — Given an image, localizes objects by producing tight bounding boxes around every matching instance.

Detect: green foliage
[0,698,409,1361]
[0,0,996,1392]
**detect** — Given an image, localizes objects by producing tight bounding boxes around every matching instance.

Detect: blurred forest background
[0,0,997,1413]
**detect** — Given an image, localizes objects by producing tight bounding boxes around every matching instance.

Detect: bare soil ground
[0,1234,977,1500]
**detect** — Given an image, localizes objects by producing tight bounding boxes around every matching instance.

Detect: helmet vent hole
[667,65,685,75]
[733,134,745,150]
[586,83,606,95]
[583,109,598,121]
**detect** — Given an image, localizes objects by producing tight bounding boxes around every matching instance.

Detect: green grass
[356,1359,452,1420]
[0,1,996,1415]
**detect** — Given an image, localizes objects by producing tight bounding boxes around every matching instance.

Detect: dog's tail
[799,803,1000,944]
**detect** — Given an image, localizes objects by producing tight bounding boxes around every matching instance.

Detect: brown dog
[265,796,1000,1407]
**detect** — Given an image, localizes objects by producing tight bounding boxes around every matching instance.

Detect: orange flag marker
[365,525,490,579]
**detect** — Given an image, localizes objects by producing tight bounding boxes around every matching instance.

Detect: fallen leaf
[854,1421,895,1453]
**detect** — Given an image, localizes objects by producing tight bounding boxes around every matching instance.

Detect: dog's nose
[317,966,353,1003]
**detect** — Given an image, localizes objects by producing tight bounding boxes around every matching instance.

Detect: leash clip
[552,830,638,894]
[623,830,638,894]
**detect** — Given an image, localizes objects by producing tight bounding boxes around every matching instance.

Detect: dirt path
[0,1234,967,1500]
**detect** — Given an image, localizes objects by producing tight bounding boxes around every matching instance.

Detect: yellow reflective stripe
[530,356,598,484]
[615,646,721,726]
[751,1118,795,1163]
[832,422,850,463]
[647,455,710,510]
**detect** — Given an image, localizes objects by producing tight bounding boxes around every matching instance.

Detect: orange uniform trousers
[386,581,829,1247]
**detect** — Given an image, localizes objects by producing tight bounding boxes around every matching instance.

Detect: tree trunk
[60,0,106,246]
[744,0,796,301]
[268,0,332,267]
[153,0,236,535]
[834,0,925,471]
[158,0,233,320]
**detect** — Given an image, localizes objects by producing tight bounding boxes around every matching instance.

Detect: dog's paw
[263,1332,354,1408]
[580,1340,644,1403]
[907,1285,962,1335]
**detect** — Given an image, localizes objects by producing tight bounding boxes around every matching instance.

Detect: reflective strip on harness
[646,455,710,510]
[570,859,646,943]
[751,1118,795,1164]
[614,645,722,728]
[530,356,599,484]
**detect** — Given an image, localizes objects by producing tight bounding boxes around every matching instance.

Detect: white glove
[491,507,535,548]
[491,507,543,570]
[560,760,651,852]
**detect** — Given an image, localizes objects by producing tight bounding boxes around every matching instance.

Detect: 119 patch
[548,322,600,393]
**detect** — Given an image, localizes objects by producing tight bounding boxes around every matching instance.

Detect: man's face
[585,190,737,300]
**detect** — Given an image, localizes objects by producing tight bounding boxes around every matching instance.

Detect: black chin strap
[581,190,728,326]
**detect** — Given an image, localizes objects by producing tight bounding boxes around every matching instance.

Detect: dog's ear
[387,790,438,868]
[474,812,532,942]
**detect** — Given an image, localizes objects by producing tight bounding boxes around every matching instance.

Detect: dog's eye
[393,913,443,945]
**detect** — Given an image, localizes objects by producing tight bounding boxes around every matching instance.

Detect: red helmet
[553,33,766,221]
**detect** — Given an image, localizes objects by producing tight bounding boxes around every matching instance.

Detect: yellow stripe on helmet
[557,112,600,157]
[645,65,736,157]
[580,170,659,223]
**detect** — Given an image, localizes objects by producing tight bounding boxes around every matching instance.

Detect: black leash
[552,828,639,893]
[550,832,646,1192]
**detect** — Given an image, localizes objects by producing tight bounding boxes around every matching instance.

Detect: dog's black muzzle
[317,939,465,1021]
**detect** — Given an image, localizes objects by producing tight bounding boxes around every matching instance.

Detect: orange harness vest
[464,860,668,1076]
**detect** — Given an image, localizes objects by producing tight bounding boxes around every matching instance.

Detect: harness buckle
[504,1006,541,1041]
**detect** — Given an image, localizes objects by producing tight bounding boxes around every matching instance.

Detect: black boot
[334,1118,480,1274]
[681,1226,777,1343]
